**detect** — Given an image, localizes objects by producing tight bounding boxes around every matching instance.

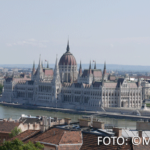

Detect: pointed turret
[41,61,43,68]
[102,61,107,84]
[94,61,96,69]
[54,57,58,75]
[37,55,43,79]
[79,61,82,76]
[32,61,35,74]
[102,61,107,77]
[89,60,91,70]
[89,60,92,75]
[47,61,49,68]
[137,77,141,87]
[53,56,61,100]
[66,40,70,52]
[53,56,60,82]
[104,61,106,74]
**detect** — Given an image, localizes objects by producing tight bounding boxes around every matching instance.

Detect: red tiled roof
[0,121,20,133]
[43,69,53,76]
[25,128,82,146]
[59,130,82,144]
[11,130,40,141]
[109,75,116,81]
[103,82,117,88]
[133,143,150,150]
[93,70,102,77]
[80,133,132,150]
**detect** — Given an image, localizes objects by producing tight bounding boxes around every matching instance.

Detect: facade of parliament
[2,41,142,110]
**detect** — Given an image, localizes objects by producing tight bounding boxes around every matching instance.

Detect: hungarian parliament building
[1,42,142,110]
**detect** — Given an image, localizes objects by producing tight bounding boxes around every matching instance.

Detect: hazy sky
[0,0,150,65]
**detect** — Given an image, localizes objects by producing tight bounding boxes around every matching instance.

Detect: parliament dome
[59,41,77,66]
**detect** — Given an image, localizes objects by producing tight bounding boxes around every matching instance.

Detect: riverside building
[1,41,143,110]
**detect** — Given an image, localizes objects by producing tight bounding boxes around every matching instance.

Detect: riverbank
[0,102,150,121]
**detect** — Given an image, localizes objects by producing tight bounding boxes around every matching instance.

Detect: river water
[0,105,136,129]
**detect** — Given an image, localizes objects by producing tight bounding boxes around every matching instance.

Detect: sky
[0,0,150,66]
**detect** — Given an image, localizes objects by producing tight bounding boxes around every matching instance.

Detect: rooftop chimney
[64,118,71,125]
[79,119,91,127]
[113,128,122,137]
[93,121,104,129]
[139,130,142,137]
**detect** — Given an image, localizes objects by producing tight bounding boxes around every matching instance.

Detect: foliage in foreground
[0,138,44,150]
[9,127,22,138]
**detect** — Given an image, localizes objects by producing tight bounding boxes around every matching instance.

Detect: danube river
[0,105,136,129]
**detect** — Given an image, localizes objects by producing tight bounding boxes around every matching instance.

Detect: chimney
[3,119,7,122]
[79,119,91,127]
[93,121,104,129]
[113,128,122,137]
[139,130,142,137]
[54,117,58,122]
[64,118,71,125]
[8,118,13,122]
[28,123,30,129]
[48,117,51,128]
[41,116,47,132]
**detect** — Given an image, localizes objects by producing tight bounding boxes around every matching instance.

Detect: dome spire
[66,40,70,52]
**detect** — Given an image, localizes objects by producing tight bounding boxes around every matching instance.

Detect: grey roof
[19,117,42,124]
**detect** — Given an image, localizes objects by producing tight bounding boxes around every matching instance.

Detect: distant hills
[0,64,150,72]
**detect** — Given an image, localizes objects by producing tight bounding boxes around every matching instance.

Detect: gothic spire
[89,60,91,70]
[138,77,141,87]
[47,61,49,68]
[88,60,92,75]
[94,61,96,69]
[55,57,58,69]
[102,61,106,85]
[66,40,70,52]
[32,61,35,75]
[80,60,82,69]
[37,55,43,79]
[39,55,41,67]
[32,61,35,71]
[103,61,106,75]
[41,61,43,68]
[79,60,82,76]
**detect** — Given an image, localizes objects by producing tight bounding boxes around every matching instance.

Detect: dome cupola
[59,41,77,66]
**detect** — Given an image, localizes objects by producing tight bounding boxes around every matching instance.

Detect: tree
[0,138,44,150]
[9,127,22,138]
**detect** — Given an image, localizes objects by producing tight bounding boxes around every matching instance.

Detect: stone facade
[141,81,150,100]
[1,42,143,110]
